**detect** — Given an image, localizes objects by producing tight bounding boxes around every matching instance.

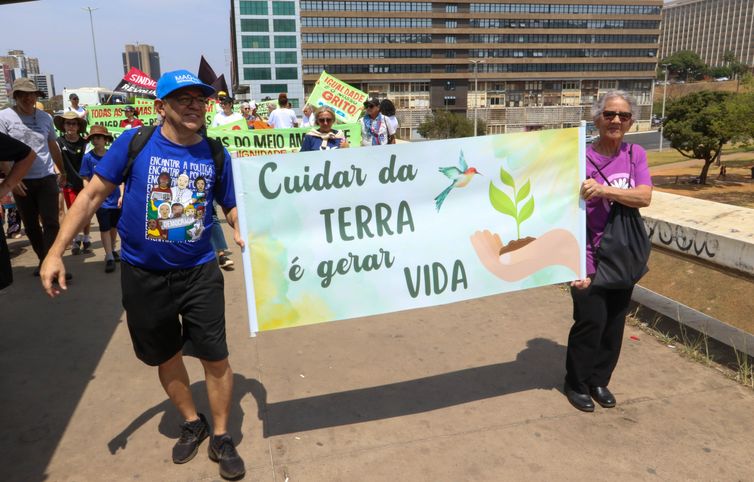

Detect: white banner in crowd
[232,127,586,333]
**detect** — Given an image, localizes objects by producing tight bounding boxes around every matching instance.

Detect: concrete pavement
[2,223,754,481]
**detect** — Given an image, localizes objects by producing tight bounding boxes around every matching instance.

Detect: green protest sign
[87,104,159,128]
[207,123,361,155]
[307,71,367,124]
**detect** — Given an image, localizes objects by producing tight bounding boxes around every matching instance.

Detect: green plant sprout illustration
[488,166,534,240]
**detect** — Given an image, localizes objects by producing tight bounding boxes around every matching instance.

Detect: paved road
[4,222,754,481]
[623,130,671,151]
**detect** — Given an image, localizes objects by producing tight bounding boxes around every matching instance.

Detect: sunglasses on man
[602,111,632,122]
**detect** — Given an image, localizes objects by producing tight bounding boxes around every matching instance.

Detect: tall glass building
[230,0,305,108]
[232,1,662,135]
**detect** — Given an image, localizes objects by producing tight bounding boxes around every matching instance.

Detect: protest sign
[87,104,160,128]
[307,71,368,123]
[212,118,248,131]
[113,67,157,97]
[208,123,361,156]
[232,127,586,333]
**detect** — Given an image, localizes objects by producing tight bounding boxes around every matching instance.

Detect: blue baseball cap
[156,69,215,99]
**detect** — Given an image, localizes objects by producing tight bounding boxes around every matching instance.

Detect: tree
[417,110,486,139]
[660,50,708,81]
[708,66,733,79]
[663,91,752,184]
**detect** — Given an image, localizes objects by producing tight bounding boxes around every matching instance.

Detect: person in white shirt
[66,93,87,124]
[266,93,298,129]
[210,96,244,128]
[300,104,316,128]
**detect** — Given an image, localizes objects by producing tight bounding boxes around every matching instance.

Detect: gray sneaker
[172,414,209,464]
[208,434,246,480]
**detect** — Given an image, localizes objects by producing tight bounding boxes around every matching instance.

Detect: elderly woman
[301,104,315,128]
[361,98,395,146]
[300,106,350,152]
[564,90,653,412]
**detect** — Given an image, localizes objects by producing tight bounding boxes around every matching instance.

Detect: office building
[230,0,304,108]
[661,0,754,67]
[230,1,662,135]
[301,0,662,136]
[0,64,13,108]
[29,73,55,98]
[0,49,40,77]
[122,44,161,79]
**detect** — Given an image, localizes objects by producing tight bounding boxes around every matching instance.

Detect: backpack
[121,126,226,195]
[587,144,651,289]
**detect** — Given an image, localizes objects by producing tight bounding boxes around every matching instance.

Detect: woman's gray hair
[591,90,638,121]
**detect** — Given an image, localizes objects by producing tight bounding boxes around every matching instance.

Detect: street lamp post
[659,63,670,152]
[469,59,485,136]
[83,7,101,87]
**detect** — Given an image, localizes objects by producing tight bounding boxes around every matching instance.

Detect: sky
[0,0,231,93]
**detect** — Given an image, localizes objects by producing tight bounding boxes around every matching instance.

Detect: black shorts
[95,207,121,232]
[121,260,228,366]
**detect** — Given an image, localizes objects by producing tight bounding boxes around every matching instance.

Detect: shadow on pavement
[108,338,564,444]
[0,251,125,482]
[107,374,266,454]
[255,337,564,437]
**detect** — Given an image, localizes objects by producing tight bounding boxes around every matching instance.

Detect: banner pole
[231,157,259,336]
[579,120,587,280]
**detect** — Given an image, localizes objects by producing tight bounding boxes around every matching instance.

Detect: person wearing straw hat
[79,125,122,273]
[54,111,91,254]
[0,78,69,279]
[40,69,245,480]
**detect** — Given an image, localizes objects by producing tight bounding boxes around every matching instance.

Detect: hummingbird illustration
[434,150,482,211]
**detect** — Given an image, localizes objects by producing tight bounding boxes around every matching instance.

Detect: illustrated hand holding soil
[471,165,580,281]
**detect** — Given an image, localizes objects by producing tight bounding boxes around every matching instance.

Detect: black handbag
[587,145,651,290]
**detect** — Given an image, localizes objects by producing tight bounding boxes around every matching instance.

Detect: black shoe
[564,382,594,412]
[218,255,234,270]
[590,386,616,408]
[208,434,246,480]
[112,251,121,262]
[82,240,92,253]
[105,259,116,273]
[172,414,209,464]
[71,240,81,255]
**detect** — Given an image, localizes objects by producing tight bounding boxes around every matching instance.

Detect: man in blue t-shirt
[40,70,246,480]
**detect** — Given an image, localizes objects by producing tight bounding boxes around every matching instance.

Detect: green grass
[646,150,690,168]
[646,146,754,169]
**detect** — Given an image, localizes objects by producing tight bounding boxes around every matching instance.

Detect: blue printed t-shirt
[80,152,120,209]
[94,127,236,270]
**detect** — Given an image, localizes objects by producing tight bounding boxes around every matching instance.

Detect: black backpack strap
[122,126,158,184]
[206,136,225,190]
[586,154,610,184]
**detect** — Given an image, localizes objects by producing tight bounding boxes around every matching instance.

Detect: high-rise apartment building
[661,0,754,68]
[230,0,304,108]
[0,64,13,108]
[122,44,162,79]
[230,1,661,135]
[29,73,55,98]
[1,49,40,77]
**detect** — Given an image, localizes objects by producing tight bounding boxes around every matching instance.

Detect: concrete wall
[641,191,754,275]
